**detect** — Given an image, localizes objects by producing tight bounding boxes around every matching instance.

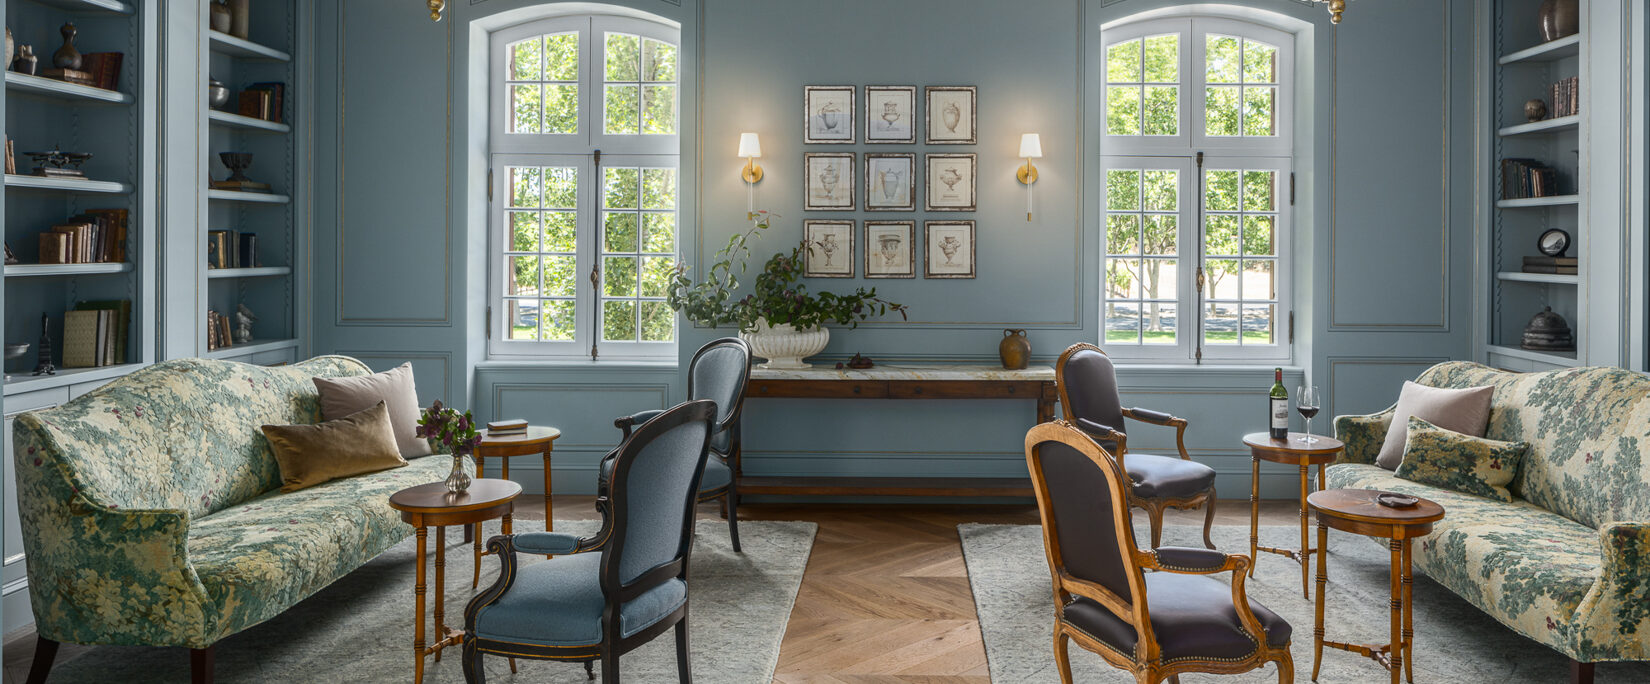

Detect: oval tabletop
[389,478,523,514]
[1307,488,1445,526]
[479,425,562,445]
[1243,431,1345,457]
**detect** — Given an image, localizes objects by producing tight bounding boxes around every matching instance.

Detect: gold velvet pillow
[262,401,408,492]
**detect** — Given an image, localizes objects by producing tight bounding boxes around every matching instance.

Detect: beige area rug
[960,522,1650,683]
[49,519,815,683]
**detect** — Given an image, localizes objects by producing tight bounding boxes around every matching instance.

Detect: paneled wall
[309,0,1481,498]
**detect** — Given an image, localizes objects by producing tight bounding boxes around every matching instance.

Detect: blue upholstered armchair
[594,337,751,552]
[462,399,717,684]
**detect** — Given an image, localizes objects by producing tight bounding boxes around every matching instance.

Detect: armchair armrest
[1137,547,1250,575]
[1122,407,1191,460]
[615,409,665,439]
[511,531,582,555]
[1333,409,1393,466]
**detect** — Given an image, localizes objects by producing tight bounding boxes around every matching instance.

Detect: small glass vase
[444,447,472,494]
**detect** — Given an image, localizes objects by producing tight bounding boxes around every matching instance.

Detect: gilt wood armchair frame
[1055,343,1216,548]
[1026,421,1294,684]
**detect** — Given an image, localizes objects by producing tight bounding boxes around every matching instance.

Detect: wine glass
[1297,385,1321,444]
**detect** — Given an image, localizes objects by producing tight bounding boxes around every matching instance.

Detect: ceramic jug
[999,329,1031,370]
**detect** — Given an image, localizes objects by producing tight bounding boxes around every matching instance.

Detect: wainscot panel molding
[1325,356,1451,424]
[337,351,455,405]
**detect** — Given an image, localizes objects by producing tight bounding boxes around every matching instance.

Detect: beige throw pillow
[313,362,432,457]
[263,401,408,492]
[1376,381,1494,470]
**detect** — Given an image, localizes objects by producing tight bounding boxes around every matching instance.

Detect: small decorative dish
[1376,492,1420,509]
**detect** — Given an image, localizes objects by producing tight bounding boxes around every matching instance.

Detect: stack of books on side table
[486,419,529,436]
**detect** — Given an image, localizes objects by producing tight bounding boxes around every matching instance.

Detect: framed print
[865,85,917,143]
[864,153,916,211]
[924,221,975,279]
[804,86,856,144]
[804,153,856,210]
[925,153,976,211]
[865,221,916,278]
[804,220,855,278]
[925,86,977,144]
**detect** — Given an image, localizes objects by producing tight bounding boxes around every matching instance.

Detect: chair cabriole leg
[1201,489,1217,549]
[190,646,215,684]
[24,636,59,684]
[1570,660,1594,684]
[675,619,692,683]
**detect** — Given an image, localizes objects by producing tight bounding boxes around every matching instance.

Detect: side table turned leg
[1298,465,1311,599]
[434,526,445,663]
[1249,456,1260,578]
[544,449,554,534]
[1402,538,1415,684]
[1389,538,1404,684]
[413,526,427,684]
[1313,520,1328,682]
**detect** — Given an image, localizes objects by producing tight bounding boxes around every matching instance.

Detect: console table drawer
[748,380,889,398]
[886,381,1044,399]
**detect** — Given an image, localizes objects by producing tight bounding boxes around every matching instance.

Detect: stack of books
[206,231,258,269]
[205,310,235,350]
[1523,256,1578,275]
[37,209,129,264]
[486,419,529,436]
[238,82,286,123]
[1550,76,1580,118]
[1501,158,1560,199]
[62,300,131,368]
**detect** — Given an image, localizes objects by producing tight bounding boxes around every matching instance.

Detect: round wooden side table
[1307,488,1445,684]
[389,478,521,684]
[467,426,561,587]
[1243,431,1345,599]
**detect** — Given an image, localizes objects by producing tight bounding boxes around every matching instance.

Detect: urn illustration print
[943,101,961,132]
[819,101,841,132]
[879,167,902,201]
[820,162,839,199]
[940,166,961,191]
[939,235,962,265]
[881,101,901,130]
[878,234,902,266]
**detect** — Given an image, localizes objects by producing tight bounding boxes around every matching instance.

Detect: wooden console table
[739,364,1056,498]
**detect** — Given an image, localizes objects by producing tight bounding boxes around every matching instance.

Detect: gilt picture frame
[804,220,856,278]
[925,86,976,144]
[864,221,916,279]
[804,86,856,144]
[865,85,917,143]
[804,152,856,211]
[924,153,976,212]
[864,153,916,211]
[924,220,975,279]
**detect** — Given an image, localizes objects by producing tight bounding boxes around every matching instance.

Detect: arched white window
[488,14,680,358]
[1101,16,1294,362]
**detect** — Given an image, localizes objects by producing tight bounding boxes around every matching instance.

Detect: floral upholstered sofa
[12,356,461,680]
[1332,362,1650,679]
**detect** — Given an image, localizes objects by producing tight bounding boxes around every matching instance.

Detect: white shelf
[21,0,133,14]
[1498,115,1580,137]
[206,338,299,360]
[1496,194,1580,209]
[3,363,145,397]
[1498,34,1581,65]
[5,263,132,277]
[5,72,131,104]
[208,110,291,133]
[207,31,292,62]
[207,266,291,279]
[1485,344,1578,367]
[5,174,132,194]
[207,189,290,204]
[1496,271,1578,285]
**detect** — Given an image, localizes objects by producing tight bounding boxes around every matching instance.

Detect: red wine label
[1271,399,1289,429]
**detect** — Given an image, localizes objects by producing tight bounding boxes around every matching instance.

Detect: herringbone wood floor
[0,496,1298,683]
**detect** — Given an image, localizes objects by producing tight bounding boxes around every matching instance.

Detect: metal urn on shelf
[1521,306,1576,352]
[1537,0,1580,42]
[209,78,231,109]
[211,152,271,192]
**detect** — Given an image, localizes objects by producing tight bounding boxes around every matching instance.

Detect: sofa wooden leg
[25,636,59,684]
[1570,659,1594,684]
[191,646,215,684]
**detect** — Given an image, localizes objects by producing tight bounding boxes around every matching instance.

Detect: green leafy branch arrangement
[667,211,908,331]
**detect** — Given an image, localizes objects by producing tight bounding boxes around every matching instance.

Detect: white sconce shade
[738,132,763,159]
[1019,133,1043,159]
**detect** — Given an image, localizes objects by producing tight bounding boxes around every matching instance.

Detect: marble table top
[750,363,1055,381]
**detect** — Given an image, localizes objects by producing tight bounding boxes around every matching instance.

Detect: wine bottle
[1269,367,1289,440]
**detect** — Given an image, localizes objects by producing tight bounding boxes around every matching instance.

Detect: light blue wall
[310,0,1480,498]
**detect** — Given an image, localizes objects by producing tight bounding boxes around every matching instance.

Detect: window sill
[475,357,679,370]
[1110,363,1304,373]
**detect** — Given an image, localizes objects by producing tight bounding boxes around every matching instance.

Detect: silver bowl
[5,343,29,361]
[209,79,230,109]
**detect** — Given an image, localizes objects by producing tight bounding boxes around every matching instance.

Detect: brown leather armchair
[1056,342,1218,548]
[1025,421,1294,684]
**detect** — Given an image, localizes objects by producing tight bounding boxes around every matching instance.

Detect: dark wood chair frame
[1026,421,1294,684]
[1055,343,1216,548]
[462,400,717,684]
[583,337,751,555]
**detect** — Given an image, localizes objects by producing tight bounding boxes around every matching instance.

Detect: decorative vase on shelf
[229,0,251,40]
[210,1,232,34]
[1524,99,1548,122]
[209,78,230,109]
[444,447,473,493]
[741,320,830,370]
[6,28,14,68]
[998,329,1031,370]
[1538,0,1580,42]
[52,23,80,70]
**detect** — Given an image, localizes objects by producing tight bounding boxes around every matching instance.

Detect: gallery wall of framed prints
[800,85,977,279]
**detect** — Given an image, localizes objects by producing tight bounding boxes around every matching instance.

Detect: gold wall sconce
[427,0,445,22]
[1017,133,1042,221]
[738,132,763,211]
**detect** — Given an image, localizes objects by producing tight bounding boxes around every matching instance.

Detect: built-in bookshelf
[1484,0,1585,371]
[2,0,155,393]
[202,2,298,364]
